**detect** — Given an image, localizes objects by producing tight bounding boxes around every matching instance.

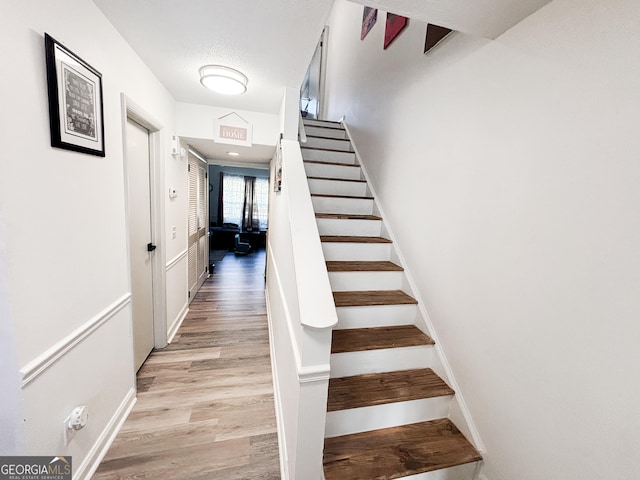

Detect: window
[222,174,244,227]
[222,174,269,230]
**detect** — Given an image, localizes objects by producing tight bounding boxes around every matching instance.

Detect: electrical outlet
[171,226,177,239]
[63,406,89,445]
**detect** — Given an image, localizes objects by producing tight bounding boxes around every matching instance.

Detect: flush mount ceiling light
[199,65,248,95]
[227,151,240,156]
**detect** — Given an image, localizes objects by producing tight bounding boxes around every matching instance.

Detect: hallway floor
[92,249,281,479]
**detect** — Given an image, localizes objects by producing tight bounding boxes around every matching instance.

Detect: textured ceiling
[93,0,551,161]
[93,0,334,114]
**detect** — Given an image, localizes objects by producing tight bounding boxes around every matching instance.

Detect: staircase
[301,118,483,480]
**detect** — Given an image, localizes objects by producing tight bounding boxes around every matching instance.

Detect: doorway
[300,27,328,119]
[122,95,167,373]
[188,150,209,301]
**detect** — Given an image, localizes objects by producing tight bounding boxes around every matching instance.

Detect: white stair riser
[312,196,374,215]
[400,463,479,480]
[322,242,391,261]
[329,271,404,291]
[303,119,341,128]
[302,148,356,164]
[305,126,346,139]
[304,162,361,180]
[336,304,418,329]
[331,346,434,378]
[325,396,452,438]
[305,136,352,151]
[308,178,367,197]
[316,218,382,237]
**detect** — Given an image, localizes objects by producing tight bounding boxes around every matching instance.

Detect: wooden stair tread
[321,235,391,244]
[301,146,355,153]
[331,325,433,353]
[303,121,344,129]
[333,290,418,307]
[304,159,359,167]
[308,176,366,183]
[312,193,374,200]
[316,213,382,221]
[326,261,403,272]
[306,134,350,141]
[323,418,482,480]
[327,368,453,411]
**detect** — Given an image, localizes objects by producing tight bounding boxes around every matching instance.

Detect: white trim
[167,303,189,344]
[207,158,270,170]
[298,364,331,383]
[266,244,331,382]
[121,94,168,351]
[188,146,208,164]
[75,387,137,480]
[317,26,329,121]
[265,292,290,480]
[166,248,188,270]
[20,294,131,387]
[343,120,486,454]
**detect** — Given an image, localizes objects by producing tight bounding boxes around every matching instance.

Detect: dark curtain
[217,172,224,225]
[242,176,260,232]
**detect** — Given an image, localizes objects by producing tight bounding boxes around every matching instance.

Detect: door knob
[147,243,157,252]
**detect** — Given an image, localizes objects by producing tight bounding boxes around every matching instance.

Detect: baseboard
[75,387,137,480]
[265,291,290,480]
[167,303,188,344]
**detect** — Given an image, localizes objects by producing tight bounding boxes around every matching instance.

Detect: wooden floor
[92,249,281,480]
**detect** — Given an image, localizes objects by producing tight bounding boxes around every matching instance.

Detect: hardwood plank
[321,235,392,243]
[92,250,280,480]
[303,121,344,130]
[312,193,374,200]
[333,290,417,307]
[323,419,482,480]
[327,368,453,411]
[304,159,359,166]
[316,213,382,220]
[331,325,434,354]
[307,176,366,183]
[326,261,403,272]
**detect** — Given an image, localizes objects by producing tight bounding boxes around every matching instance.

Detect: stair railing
[266,137,337,479]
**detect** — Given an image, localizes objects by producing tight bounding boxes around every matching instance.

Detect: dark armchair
[234,234,251,255]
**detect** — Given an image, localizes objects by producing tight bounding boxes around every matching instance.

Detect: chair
[234,234,251,255]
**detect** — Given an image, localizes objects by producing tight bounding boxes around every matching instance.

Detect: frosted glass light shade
[199,65,248,95]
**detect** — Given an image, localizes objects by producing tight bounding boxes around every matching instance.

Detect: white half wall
[0,0,183,474]
[324,0,640,479]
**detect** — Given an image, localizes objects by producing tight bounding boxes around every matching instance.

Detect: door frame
[121,94,168,352]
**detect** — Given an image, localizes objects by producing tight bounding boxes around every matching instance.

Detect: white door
[126,118,155,372]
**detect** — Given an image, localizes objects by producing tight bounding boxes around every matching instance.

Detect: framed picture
[361,7,378,40]
[45,33,105,157]
[424,24,453,54]
[384,13,408,50]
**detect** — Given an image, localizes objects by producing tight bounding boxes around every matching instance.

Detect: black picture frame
[45,33,105,157]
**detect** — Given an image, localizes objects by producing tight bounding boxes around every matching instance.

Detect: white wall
[324,1,640,479]
[176,102,280,146]
[0,0,184,476]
